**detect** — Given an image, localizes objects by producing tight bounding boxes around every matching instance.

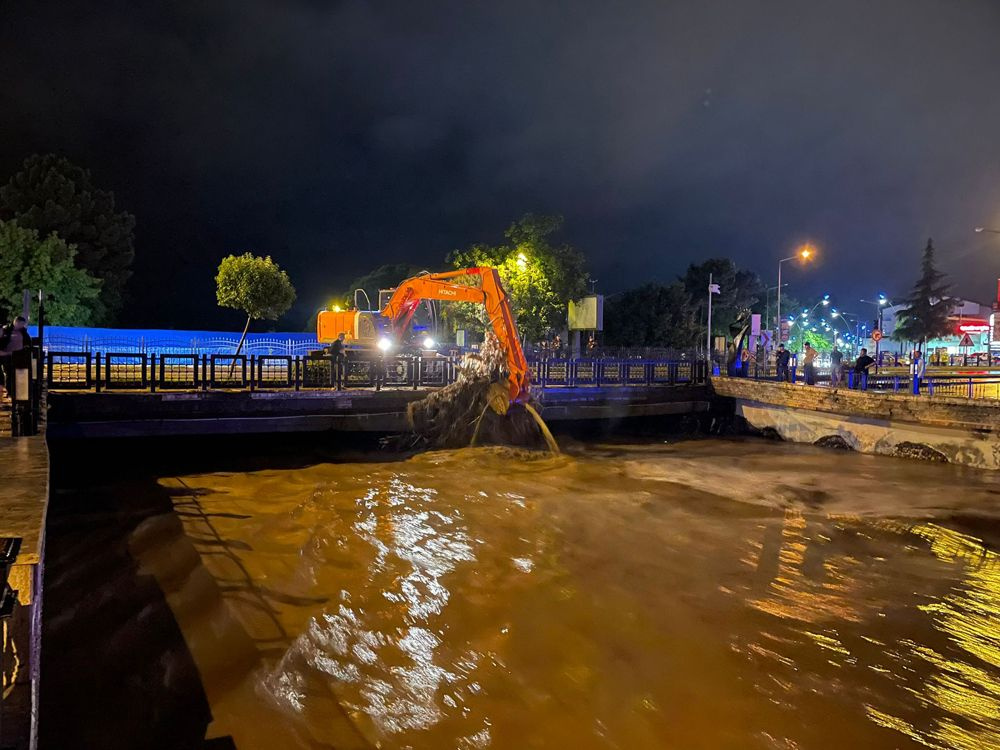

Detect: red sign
[955,318,990,334]
[871,329,883,342]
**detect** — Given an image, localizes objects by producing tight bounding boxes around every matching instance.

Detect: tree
[603,282,699,348]
[447,214,589,342]
[892,239,952,350]
[682,259,764,336]
[0,220,100,325]
[215,253,296,356]
[0,154,135,323]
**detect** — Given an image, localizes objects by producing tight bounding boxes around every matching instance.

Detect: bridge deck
[46,385,710,438]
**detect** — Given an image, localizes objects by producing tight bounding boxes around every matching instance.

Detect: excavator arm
[380,268,530,402]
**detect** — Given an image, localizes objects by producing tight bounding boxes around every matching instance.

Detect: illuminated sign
[954,318,989,334]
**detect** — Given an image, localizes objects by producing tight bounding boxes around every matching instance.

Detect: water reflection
[136,441,1000,749]
[740,509,1000,749]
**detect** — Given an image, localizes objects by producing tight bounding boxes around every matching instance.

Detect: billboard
[568,295,604,331]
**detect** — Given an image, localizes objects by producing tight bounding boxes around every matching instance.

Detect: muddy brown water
[42,438,1000,749]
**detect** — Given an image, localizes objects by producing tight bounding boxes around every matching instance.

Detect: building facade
[881,298,992,358]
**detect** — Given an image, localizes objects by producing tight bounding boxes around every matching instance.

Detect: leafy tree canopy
[682,258,764,336]
[892,238,952,347]
[603,282,699,349]
[0,220,101,325]
[216,253,296,321]
[0,154,135,324]
[447,214,589,342]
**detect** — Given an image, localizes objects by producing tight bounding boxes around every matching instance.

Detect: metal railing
[737,362,1000,400]
[43,352,708,393]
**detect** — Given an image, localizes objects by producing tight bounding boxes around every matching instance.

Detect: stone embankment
[711,377,1000,470]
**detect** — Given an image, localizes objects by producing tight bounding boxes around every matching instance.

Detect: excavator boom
[380,268,530,402]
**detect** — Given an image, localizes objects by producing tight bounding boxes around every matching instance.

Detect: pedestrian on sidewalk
[775,344,791,382]
[0,316,31,402]
[853,348,875,390]
[830,346,844,387]
[802,341,818,385]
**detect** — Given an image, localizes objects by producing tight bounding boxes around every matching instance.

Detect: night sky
[3,0,1000,330]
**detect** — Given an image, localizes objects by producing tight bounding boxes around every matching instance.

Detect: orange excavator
[317,268,530,402]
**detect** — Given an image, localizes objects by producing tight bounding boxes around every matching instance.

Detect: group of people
[536,333,598,358]
[0,315,31,402]
[773,342,875,388]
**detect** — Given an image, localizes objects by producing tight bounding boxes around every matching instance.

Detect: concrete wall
[711,377,1000,470]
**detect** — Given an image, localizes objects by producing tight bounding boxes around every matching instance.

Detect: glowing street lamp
[975,227,1000,235]
[776,244,815,342]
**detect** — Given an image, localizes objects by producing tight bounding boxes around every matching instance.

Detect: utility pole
[707,274,720,366]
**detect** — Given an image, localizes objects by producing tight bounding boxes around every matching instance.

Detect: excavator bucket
[487,383,510,415]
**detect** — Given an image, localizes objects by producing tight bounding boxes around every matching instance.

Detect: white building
[881,298,992,355]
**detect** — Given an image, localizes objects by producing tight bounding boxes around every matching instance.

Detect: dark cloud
[2,0,1000,328]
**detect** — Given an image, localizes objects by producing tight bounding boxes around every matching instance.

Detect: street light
[829,309,856,352]
[776,244,814,343]
[765,283,788,336]
[975,227,1000,234]
[860,294,891,370]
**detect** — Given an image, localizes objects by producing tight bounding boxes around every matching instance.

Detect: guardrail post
[202,354,209,391]
[150,353,157,392]
[248,355,254,392]
[95,351,102,392]
[912,374,919,395]
[413,353,420,390]
[969,377,973,399]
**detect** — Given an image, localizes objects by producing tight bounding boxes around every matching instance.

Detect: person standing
[329,332,347,390]
[774,344,791,382]
[910,348,926,389]
[0,316,31,402]
[802,341,818,385]
[830,346,844,387]
[853,347,875,390]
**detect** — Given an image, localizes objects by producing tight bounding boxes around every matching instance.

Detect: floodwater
[46,438,1000,749]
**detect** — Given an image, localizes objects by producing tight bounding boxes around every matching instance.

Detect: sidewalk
[0,432,49,749]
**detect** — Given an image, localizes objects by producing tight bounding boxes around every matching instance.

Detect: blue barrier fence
[29,326,321,356]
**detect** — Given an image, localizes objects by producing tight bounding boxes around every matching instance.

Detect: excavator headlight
[423,337,436,349]
[377,337,393,352]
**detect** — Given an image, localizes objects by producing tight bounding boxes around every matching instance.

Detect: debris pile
[405,333,547,449]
